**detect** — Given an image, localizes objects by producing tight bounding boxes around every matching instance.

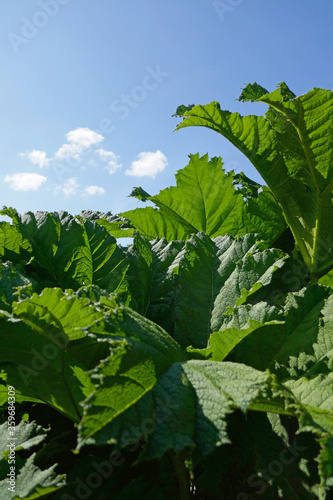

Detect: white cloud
[55,177,79,197]
[66,128,103,148]
[83,185,105,196]
[55,127,104,160]
[4,172,47,191]
[55,179,105,197]
[18,150,51,168]
[96,149,116,161]
[125,150,168,178]
[14,128,122,194]
[96,148,122,174]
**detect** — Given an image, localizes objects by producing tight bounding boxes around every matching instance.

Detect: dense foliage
[1,83,333,499]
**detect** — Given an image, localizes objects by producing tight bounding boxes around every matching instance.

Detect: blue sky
[0,0,332,217]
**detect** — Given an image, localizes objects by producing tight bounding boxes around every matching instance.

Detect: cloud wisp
[83,185,105,196]
[125,150,168,178]
[55,178,106,198]
[18,127,123,183]
[4,172,47,191]
[13,127,168,197]
[54,127,104,160]
[18,150,51,169]
[96,148,122,175]
[54,177,79,198]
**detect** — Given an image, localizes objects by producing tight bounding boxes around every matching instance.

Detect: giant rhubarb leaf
[175,84,333,280]
[0,209,129,292]
[0,286,184,422]
[0,219,31,265]
[0,287,114,421]
[77,333,332,494]
[121,153,285,244]
[204,284,333,490]
[77,346,288,457]
[147,232,286,348]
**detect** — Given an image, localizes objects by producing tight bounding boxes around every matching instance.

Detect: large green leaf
[188,318,284,362]
[271,288,333,450]
[121,154,285,243]
[80,210,135,238]
[0,287,114,420]
[146,232,286,348]
[64,288,327,492]
[78,335,332,494]
[0,286,184,422]
[77,344,289,456]
[0,317,93,422]
[227,286,330,375]
[144,237,186,335]
[119,232,153,315]
[0,262,36,310]
[214,285,333,489]
[0,219,31,265]
[0,210,129,292]
[79,214,130,292]
[194,410,318,499]
[175,84,333,280]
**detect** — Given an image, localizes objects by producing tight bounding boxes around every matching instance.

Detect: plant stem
[170,451,191,500]
[310,275,318,285]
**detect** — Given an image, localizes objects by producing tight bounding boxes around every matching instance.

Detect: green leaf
[172,104,195,117]
[275,288,333,423]
[120,232,153,315]
[0,220,32,265]
[0,420,47,456]
[145,237,186,334]
[268,377,333,494]
[80,216,129,292]
[0,262,36,310]
[122,154,285,243]
[78,350,307,467]
[0,317,93,422]
[129,186,152,202]
[147,232,286,348]
[223,285,333,489]
[175,84,333,279]
[238,82,269,101]
[241,187,288,243]
[189,318,284,361]
[318,269,333,288]
[0,286,186,422]
[232,171,262,198]
[229,285,330,375]
[76,308,188,451]
[86,302,186,362]
[80,210,135,239]
[1,211,129,291]
[0,287,117,420]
